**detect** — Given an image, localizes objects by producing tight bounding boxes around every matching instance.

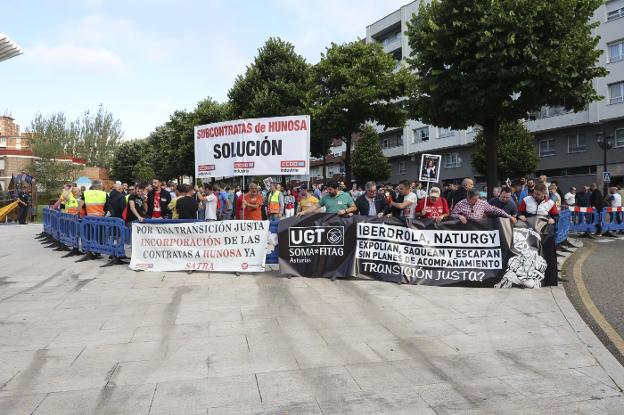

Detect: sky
[1,0,410,139]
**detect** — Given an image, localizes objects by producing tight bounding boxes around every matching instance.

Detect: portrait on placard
[419,154,441,182]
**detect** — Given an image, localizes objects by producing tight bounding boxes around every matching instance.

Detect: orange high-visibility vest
[83,189,107,216]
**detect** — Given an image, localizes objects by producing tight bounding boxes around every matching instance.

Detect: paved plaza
[1,224,623,414]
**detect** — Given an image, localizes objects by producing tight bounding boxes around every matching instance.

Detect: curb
[550,237,624,391]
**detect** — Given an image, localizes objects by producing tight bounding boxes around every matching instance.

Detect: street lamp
[596,131,614,196]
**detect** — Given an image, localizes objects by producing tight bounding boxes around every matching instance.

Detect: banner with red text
[194,115,310,177]
[129,220,271,272]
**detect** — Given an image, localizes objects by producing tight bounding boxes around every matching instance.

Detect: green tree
[74,104,123,169]
[147,98,229,182]
[133,160,155,183]
[228,37,310,118]
[406,0,607,196]
[351,125,391,183]
[308,40,412,184]
[110,139,147,183]
[471,121,538,180]
[29,112,81,191]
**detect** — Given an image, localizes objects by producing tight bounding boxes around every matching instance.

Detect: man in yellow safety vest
[266,183,284,221]
[64,187,81,215]
[82,180,108,217]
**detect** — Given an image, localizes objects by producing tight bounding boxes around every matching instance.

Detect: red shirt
[415,197,449,219]
[152,190,161,218]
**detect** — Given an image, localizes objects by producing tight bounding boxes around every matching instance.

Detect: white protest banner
[130,221,270,272]
[195,115,310,178]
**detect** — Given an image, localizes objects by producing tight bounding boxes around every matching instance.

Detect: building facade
[365,0,624,191]
[0,115,93,191]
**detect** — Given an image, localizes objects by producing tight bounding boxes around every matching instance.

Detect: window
[528,106,572,120]
[0,137,6,147]
[382,139,389,149]
[607,7,624,21]
[445,153,461,168]
[609,40,624,63]
[609,82,624,104]
[412,126,429,143]
[438,127,453,138]
[399,161,407,175]
[616,128,624,148]
[0,158,4,170]
[567,133,587,153]
[539,139,556,157]
[380,31,401,46]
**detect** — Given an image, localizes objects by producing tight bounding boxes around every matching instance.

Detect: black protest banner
[277,213,359,279]
[356,216,513,285]
[279,214,557,288]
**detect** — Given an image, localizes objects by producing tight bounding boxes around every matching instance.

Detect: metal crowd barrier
[601,207,624,233]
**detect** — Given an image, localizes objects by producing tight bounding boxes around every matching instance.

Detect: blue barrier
[266,220,279,265]
[59,213,81,249]
[80,216,127,258]
[43,207,52,234]
[555,209,571,246]
[49,209,61,240]
[42,215,281,268]
[569,207,599,234]
[601,207,624,233]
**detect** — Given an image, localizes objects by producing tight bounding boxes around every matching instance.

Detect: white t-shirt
[402,192,418,219]
[610,193,622,208]
[416,189,427,200]
[204,193,218,220]
[564,192,576,206]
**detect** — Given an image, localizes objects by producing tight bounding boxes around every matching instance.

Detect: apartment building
[365,0,624,191]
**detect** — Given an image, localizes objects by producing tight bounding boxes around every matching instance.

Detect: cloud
[58,13,176,62]
[272,0,409,62]
[26,44,124,70]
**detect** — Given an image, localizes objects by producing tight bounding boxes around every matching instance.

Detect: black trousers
[18,205,28,224]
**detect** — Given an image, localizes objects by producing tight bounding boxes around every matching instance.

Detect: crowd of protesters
[49,174,624,235]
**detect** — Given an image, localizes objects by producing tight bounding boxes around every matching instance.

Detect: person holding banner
[126,183,147,223]
[414,186,449,222]
[388,180,418,219]
[243,183,264,220]
[451,189,517,224]
[297,181,353,216]
[175,184,199,220]
[296,185,318,214]
[346,181,387,217]
[517,183,558,225]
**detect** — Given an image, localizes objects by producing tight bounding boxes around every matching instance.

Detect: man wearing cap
[414,187,449,222]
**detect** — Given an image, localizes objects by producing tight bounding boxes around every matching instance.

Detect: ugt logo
[289,226,344,247]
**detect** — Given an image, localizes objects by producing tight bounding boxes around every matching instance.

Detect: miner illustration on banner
[495,227,547,289]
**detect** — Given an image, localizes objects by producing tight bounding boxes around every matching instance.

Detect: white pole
[423,181,430,213]
[241,174,245,220]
